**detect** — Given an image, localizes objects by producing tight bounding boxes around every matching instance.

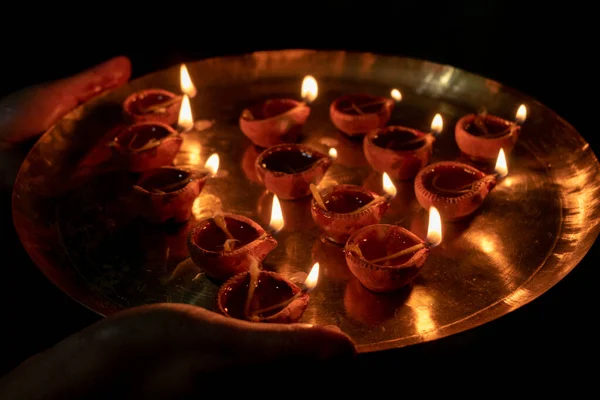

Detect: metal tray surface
[12,50,600,352]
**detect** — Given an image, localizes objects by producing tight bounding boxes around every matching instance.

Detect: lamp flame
[178,94,194,132]
[495,148,508,178]
[304,262,320,292]
[269,194,284,233]
[301,75,318,104]
[516,104,527,124]
[426,206,442,247]
[204,153,219,176]
[382,172,397,198]
[180,64,197,98]
[431,113,443,134]
[328,147,338,159]
[391,88,402,102]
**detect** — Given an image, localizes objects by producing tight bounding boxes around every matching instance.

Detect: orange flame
[390,88,402,102]
[516,104,527,124]
[178,94,193,132]
[431,113,443,134]
[180,64,197,98]
[382,172,397,198]
[328,147,338,159]
[304,262,320,291]
[426,206,442,247]
[495,148,508,178]
[204,153,219,176]
[301,75,318,103]
[269,194,284,233]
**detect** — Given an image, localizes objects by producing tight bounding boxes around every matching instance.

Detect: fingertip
[89,55,132,87]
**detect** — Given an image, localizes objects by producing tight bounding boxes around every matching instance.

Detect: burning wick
[328,147,338,160]
[180,64,197,98]
[515,104,527,125]
[382,172,397,200]
[268,194,284,233]
[204,153,220,177]
[250,262,320,317]
[494,148,508,178]
[301,75,318,105]
[177,94,194,132]
[391,88,402,103]
[432,149,508,195]
[351,207,442,264]
[431,113,443,135]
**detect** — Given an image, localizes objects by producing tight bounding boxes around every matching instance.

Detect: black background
[1,2,597,381]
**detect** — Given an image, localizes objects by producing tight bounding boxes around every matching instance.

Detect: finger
[0,56,131,144]
[103,304,357,363]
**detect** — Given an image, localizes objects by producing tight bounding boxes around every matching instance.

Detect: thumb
[0,56,131,145]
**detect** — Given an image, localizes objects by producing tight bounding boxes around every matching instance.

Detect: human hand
[0,304,355,399]
[0,56,131,188]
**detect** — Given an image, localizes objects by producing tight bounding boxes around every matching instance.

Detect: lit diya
[239,75,318,148]
[329,92,396,137]
[363,113,443,180]
[218,260,319,323]
[187,211,278,281]
[255,143,333,200]
[344,206,442,293]
[122,64,197,125]
[187,197,283,280]
[414,148,508,221]
[133,154,219,224]
[310,172,397,244]
[455,105,527,162]
[109,122,182,172]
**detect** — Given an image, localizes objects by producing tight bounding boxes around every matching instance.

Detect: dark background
[1,2,597,380]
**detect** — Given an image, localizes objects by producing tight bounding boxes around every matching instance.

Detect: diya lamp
[109,121,183,172]
[310,172,397,244]
[414,148,509,221]
[344,206,443,293]
[187,203,281,281]
[122,63,197,125]
[363,113,444,180]
[329,89,398,137]
[239,75,318,148]
[218,260,319,323]
[133,154,219,224]
[254,143,333,200]
[455,104,527,162]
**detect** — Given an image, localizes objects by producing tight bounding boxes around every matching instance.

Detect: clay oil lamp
[109,122,182,172]
[363,113,443,180]
[329,89,398,137]
[414,148,509,221]
[218,260,319,323]
[255,143,333,200]
[187,209,279,281]
[122,64,197,125]
[239,75,318,148]
[310,172,397,244]
[133,154,219,224]
[344,206,443,293]
[455,104,527,162]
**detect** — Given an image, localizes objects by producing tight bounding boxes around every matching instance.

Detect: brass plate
[12,50,600,353]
